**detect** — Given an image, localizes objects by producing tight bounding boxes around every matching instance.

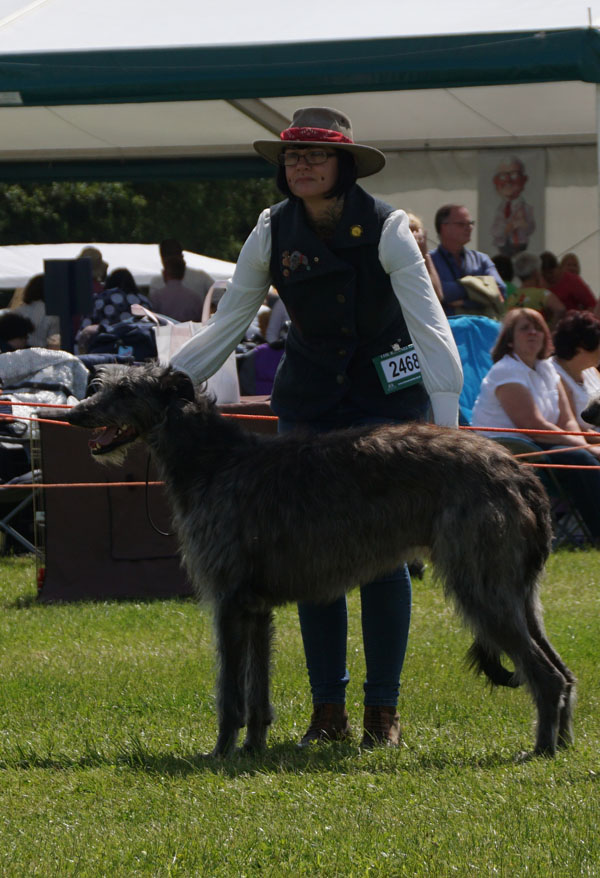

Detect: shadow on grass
[4,592,195,611]
[0,737,526,777]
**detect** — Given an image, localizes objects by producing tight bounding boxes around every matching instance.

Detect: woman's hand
[496,381,598,451]
[495,383,564,441]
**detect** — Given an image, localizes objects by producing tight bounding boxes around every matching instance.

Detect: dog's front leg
[212,597,248,756]
[243,609,275,752]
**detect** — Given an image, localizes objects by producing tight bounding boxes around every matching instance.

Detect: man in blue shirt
[429,204,506,315]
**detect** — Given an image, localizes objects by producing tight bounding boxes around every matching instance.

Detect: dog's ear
[164,368,196,403]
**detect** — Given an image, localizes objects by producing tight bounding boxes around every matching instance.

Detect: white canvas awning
[0,1,598,179]
[0,243,235,289]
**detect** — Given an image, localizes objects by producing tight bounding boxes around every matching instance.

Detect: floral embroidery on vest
[282,250,310,277]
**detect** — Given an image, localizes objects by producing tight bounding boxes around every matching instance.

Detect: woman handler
[171,107,463,747]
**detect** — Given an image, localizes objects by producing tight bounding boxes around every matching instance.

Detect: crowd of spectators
[410,202,600,539]
[1,218,598,538]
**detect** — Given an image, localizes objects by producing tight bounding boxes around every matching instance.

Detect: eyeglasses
[494,172,524,183]
[442,220,476,228]
[278,149,337,167]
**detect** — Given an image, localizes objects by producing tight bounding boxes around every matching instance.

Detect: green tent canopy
[1,27,599,181]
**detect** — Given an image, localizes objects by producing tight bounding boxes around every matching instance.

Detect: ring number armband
[373,343,423,395]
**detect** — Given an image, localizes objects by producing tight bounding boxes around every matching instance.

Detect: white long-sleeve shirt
[172,207,463,427]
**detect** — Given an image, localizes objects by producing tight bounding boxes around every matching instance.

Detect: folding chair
[448,315,594,547]
[447,314,500,425]
[0,474,37,554]
[490,436,593,547]
[0,397,42,555]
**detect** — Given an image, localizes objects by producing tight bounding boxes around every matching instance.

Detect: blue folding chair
[447,314,500,426]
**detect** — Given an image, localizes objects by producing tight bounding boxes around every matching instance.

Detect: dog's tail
[466,640,522,688]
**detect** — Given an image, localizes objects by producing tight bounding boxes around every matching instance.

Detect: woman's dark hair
[540,251,558,273]
[491,307,553,363]
[553,310,600,360]
[492,254,514,283]
[22,274,45,304]
[275,149,358,200]
[105,268,139,294]
[0,312,35,341]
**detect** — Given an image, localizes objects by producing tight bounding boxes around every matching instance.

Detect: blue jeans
[279,401,418,708]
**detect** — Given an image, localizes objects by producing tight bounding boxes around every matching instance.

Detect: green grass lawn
[0,551,598,877]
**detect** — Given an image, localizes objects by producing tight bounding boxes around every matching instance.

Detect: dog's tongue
[89,426,118,449]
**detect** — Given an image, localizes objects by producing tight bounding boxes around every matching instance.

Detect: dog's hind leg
[498,633,567,757]
[243,609,275,753]
[525,600,576,749]
[459,597,566,756]
[212,597,250,757]
[522,646,566,757]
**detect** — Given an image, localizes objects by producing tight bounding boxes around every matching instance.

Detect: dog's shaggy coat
[66,364,576,757]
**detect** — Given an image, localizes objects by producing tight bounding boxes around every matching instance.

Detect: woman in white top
[551,310,600,433]
[170,106,463,749]
[472,308,600,541]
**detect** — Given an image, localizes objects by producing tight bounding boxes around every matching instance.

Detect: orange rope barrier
[224,412,277,421]
[521,463,600,469]
[463,424,597,439]
[0,400,72,408]
[0,408,598,488]
[0,412,71,426]
[0,481,164,490]
[511,445,600,459]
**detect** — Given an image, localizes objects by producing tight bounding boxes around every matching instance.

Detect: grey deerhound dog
[65,363,576,758]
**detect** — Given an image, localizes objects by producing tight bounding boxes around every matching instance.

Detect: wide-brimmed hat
[253,107,386,179]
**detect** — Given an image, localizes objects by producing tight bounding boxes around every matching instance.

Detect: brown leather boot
[360,705,401,748]
[298,703,351,748]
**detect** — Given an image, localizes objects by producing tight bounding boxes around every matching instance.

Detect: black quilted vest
[269,184,430,421]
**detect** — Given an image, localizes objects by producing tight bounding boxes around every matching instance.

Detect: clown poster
[477,150,545,259]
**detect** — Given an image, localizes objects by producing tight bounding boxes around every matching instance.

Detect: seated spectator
[559,253,581,276]
[429,204,506,316]
[541,251,597,323]
[407,212,444,302]
[491,254,518,304]
[551,310,600,432]
[149,256,205,323]
[77,268,152,352]
[148,239,213,306]
[505,252,558,316]
[0,314,34,352]
[472,308,600,541]
[13,274,61,349]
[91,268,151,325]
[77,246,108,293]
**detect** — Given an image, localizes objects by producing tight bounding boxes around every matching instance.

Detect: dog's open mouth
[89,425,138,455]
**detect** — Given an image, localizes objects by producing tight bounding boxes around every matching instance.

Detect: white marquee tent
[0,242,235,289]
[1,1,600,286]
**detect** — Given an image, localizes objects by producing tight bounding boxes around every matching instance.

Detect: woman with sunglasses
[171,107,463,748]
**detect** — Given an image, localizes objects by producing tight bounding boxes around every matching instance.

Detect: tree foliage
[0,178,280,262]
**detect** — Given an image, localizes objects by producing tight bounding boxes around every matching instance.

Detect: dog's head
[66,363,197,464]
[581,394,600,429]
